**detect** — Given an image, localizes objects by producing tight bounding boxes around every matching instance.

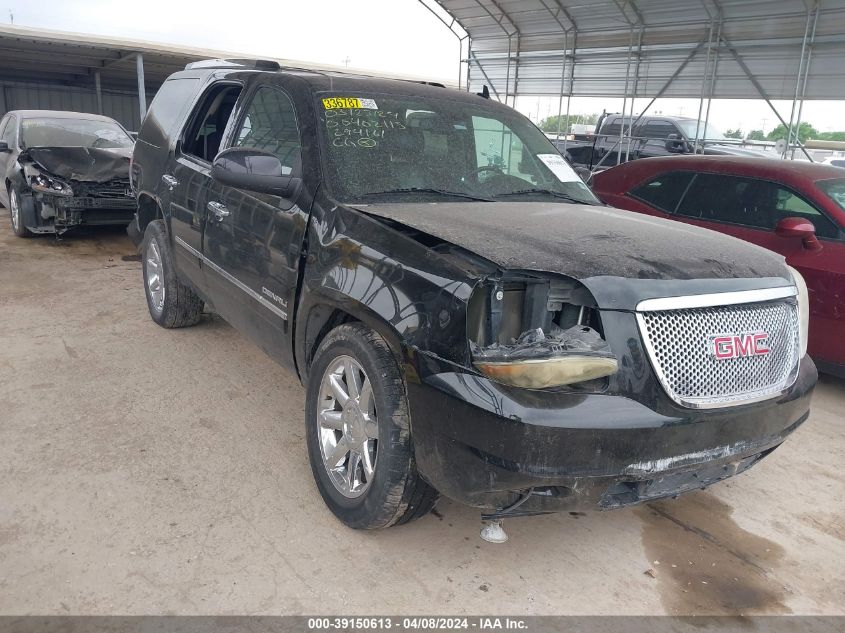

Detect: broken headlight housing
[788,265,809,358]
[467,275,619,389]
[29,173,74,197]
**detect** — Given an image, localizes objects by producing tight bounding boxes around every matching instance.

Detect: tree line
[539,114,844,144]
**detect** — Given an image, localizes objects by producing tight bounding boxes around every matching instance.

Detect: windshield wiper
[493,189,595,205]
[358,187,492,202]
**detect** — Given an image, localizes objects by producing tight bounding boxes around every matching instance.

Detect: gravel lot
[0,219,843,616]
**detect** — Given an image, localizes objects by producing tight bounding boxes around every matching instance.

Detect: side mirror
[211,147,301,198]
[776,217,823,251]
[664,133,690,153]
[0,140,10,153]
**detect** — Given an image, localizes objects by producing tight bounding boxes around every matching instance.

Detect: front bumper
[406,354,816,514]
[30,192,136,232]
[52,197,136,227]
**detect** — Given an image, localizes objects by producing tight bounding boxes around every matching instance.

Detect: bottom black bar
[0,616,843,633]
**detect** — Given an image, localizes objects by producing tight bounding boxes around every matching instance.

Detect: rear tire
[305,323,438,529]
[8,187,33,238]
[141,219,204,328]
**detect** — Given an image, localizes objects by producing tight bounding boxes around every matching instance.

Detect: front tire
[8,187,33,237]
[306,323,438,529]
[141,219,204,328]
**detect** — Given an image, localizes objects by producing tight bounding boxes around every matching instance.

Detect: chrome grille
[637,300,800,408]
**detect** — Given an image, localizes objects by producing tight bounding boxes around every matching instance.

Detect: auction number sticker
[322,97,378,110]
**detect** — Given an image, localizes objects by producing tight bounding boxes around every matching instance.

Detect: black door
[164,82,242,290]
[0,115,17,207]
[202,83,308,370]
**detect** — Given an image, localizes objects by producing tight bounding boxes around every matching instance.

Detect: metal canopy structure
[423,0,845,159]
[0,24,436,131]
[427,0,845,100]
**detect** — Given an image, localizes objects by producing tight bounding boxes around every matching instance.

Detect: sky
[4,0,843,135]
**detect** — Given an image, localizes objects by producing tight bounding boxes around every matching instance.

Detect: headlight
[788,266,809,358]
[474,354,619,389]
[30,174,74,197]
[471,325,619,389]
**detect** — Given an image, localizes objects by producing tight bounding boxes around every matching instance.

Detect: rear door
[674,172,845,366]
[166,80,243,290]
[201,80,308,370]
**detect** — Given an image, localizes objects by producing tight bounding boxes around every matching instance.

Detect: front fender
[295,206,478,380]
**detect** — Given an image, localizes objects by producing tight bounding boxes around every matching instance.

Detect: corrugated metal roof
[0,24,450,94]
[432,0,845,99]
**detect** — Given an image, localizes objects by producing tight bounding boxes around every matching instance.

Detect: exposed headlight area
[29,173,74,197]
[788,266,810,358]
[466,274,618,389]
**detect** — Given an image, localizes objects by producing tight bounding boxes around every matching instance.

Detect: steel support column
[790,1,820,159]
[563,32,577,153]
[94,71,103,115]
[136,53,147,121]
[590,37,708,173]
[720,35,814,161]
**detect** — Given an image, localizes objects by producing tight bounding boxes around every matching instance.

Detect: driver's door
[202,82,307,370]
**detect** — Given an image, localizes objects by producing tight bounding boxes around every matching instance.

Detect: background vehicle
[558,113,771,171]
[821,156,845,168]
[0,110,136,236]
[592,155,845,376]
[130,60,815,531]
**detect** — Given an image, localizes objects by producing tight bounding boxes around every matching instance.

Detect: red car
[592,155,845,376]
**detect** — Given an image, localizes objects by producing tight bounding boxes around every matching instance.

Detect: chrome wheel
[145,239,165,313]
[9,188,20,231]
[317,355,378,498]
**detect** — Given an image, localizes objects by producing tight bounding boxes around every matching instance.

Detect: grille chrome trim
[636,292,801,409]
[637,286,796,312]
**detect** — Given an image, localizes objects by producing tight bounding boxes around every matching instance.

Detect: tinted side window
[638,121,676,140]
[1,116,17,145]
[773,186,840,238]
[677,174,840,239]
[630,172,694,212]
[601,122,621,136]
[138,78,201,149]
[182,83,242,162]
[232,86,301,173]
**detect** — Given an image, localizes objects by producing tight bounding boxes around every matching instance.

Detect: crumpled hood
[357,201,789,282]
[24,146,131,182]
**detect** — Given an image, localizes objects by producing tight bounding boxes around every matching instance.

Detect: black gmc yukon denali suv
[129,59,816,531]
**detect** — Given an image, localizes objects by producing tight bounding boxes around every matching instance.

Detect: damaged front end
[466,273,618,389]
[18,147,136,234]
[404,268,816,517]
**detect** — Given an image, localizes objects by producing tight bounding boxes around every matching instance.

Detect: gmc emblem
[709,332,771,360]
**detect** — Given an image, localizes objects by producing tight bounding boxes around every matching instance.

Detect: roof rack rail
[185,58,281,71]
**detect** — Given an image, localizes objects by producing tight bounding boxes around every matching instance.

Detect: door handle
[161,174,179,190]
[207,200,230,221]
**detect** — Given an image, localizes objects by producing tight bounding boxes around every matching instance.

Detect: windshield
[676,120,727,141]
[21,117,134,149]
[817,178,845,214]
[317,93,599,205]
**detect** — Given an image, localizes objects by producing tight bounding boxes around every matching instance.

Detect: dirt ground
[0,218,843,616]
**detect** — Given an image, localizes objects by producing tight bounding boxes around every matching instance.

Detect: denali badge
[709,332,770,360]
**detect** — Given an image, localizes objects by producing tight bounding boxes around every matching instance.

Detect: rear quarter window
[138,77,202,149]
[629,171,694,212]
